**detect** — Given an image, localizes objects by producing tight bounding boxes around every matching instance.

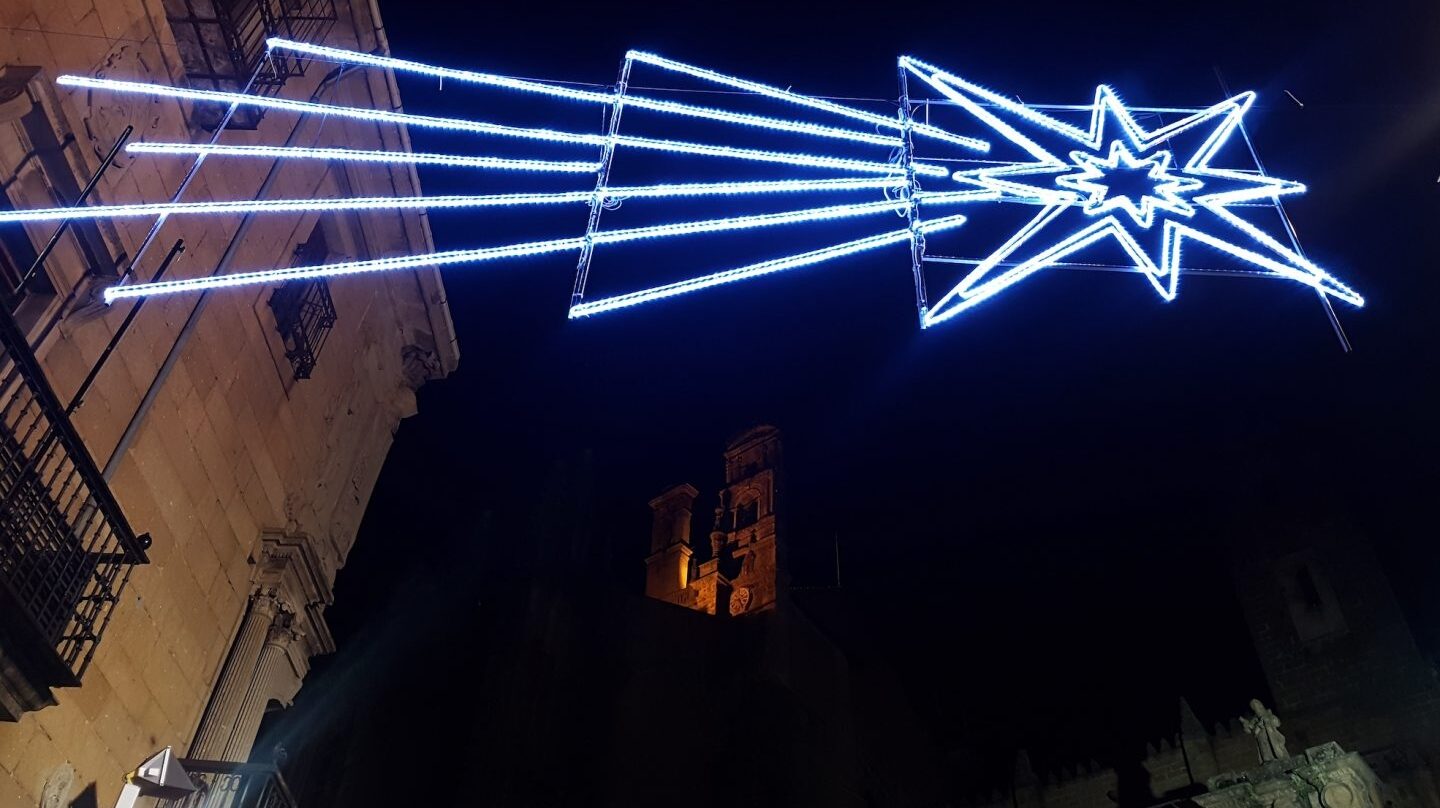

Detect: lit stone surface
[0,0,456,803]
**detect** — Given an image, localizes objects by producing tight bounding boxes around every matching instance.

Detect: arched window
[733,496,759,530]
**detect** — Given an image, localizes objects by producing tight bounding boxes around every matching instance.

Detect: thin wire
[924,254,1285,278]
[292,51,1226,114]
[1214,67,1351,351]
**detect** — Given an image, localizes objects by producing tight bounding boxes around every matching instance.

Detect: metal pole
[113,54,272,286]
[898,64,929,325]
[1212,66,1350,352]
[569,56,633,310]
[101,65,359,483]
[11,51,276,364]
[12,124,132,299]
[65,238,185,415]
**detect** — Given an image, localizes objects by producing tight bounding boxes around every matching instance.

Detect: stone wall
[959,708,1268,808]
[0,0,456,804]
[1232,526,1440,757]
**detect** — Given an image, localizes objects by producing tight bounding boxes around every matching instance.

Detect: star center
[1056,141,1200,228]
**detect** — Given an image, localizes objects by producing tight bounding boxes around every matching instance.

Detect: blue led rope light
[626,51,990,152]
[104,200,913,302]
[0,178,908,224]
[571,212,971,317]
[57,76,949,177]
[266,38,902,148]
[897,63,930,321]
[31,44,1358,332]
[897,57,1362,327]
[572,56,633,311]
[127,143,604,173]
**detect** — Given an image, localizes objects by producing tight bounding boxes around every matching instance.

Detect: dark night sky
[281,0,1440,783]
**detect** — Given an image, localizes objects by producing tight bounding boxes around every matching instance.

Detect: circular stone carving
[40,763,75,808]
[729,587,752,616]
[1322,782,1358,808]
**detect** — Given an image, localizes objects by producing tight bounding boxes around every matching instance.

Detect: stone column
[220,622,302,762]
[190,591,281,759]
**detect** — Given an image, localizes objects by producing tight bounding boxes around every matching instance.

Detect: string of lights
[0,178,913,224]
[126,143,603,173]
[266,38,904,148]
[571,212,971,317]
[34,43,1361,331]
[897,56,1363,327]
[103,200,914,302]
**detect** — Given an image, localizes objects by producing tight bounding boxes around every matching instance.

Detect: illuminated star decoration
[9,41,1361,334]
[900,57,1364,328]
[44,40,988,313]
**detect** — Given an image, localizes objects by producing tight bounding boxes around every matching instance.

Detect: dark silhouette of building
[264,427,943,808]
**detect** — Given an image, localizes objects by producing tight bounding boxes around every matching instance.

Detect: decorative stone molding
[38,763,75,808]
[1196,743,1385,808]
[191,530,337,761]
[401,342,443,391]
[251,530,336,659]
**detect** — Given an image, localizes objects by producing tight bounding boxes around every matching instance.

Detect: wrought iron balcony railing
[0,306,148,720]
[166,0,338,128]
[162,760,299,808]
[269,277,336,381]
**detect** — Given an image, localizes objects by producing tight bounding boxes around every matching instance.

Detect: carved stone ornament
[729,586,752,616]
[39,763,75,808]
[1240,698,1288,763]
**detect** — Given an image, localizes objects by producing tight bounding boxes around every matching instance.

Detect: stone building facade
[0,0,456,804]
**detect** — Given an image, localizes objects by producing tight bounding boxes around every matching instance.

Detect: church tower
[642,426,783,617]
[1231,522,1440,757]
[644,484,698,607]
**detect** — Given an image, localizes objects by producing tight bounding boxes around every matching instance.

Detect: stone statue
[1241,698,1288,762]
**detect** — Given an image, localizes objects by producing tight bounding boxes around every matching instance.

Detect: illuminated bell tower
[693,425,783,616]
[642,426,784,617]
[644,484,699,607]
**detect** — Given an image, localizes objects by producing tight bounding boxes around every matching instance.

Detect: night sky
[282,0,1440,784]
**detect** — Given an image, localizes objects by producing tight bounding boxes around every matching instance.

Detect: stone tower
[644,484,699,606]
[643,426,783,617]
[1232,523,1440,760]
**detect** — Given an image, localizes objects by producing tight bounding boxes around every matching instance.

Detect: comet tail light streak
[28,41,1360,333]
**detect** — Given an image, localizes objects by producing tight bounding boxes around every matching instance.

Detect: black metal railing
[166,0,338,128]
[0,305,148,696]
[163,761,299,808]
[269,278,336,380]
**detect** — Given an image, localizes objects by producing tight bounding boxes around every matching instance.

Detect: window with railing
[0,306,148,721]
[269,277,335,380]
[164,0,338,128]
[266,224,339,381]
[268,226,337,380]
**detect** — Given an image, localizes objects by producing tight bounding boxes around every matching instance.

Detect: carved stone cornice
[249,531,336,658]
